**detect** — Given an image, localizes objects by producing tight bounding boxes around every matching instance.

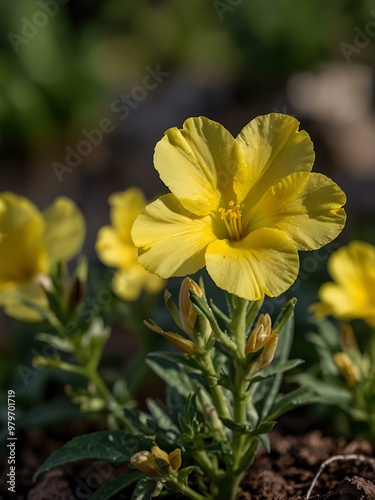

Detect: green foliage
[35,280,317,500]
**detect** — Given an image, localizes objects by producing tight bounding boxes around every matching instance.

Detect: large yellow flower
[95,188,165,301]
[132,114,346,300]
[311,241,375,326]
[0,193,85,320]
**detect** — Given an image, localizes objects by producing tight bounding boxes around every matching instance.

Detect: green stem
[87,369,133,430]
[166,476,209,500]
[197,352,232,420]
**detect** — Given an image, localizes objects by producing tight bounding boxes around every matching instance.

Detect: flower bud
[245,314,272,354]
[179,278,203,338]
[179,277,211,345]
[245,314,278,370]
[131,451,159,476]
[130,446,182,478]
[334,352,360,386]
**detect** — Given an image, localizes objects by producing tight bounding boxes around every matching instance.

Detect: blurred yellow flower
[311,241,375,326]
[0,193,85,321]
[132,114,346,300]
[95,188,165,301]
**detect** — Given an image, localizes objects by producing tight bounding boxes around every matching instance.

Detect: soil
[1,427,374,499]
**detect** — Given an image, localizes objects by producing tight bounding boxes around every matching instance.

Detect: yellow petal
[154,117,244,215]
[235,113,315,207]
[0,193,48,289]
[96,226,136,268]
[109,188,146,241]
[0,279,48,321]
[328,240,375,288]
[132,194,215,278]
[317,283,355,319]
[247,172,346,250]
[130,451,159,476]
[205,228,299,300]
[168,449,182,471]
[113,267,165,301]
[42,197,85,262]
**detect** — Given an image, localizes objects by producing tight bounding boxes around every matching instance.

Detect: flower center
[219,201,243,240]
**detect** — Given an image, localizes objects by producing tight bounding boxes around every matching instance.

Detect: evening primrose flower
[311,241,375,326]
[95,188,165,301]
[0,193,85,321]
[132,114,346,301]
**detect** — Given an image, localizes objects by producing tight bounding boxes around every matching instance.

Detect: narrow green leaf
[292,373,352,404]
[252,359,304,382]
[90,471,142,500]
[146,399,180,439]
[146,355,196,399]
[222,418,275,437]
[34,431,153,480]
[131,478,158,500]
[177,466,195,486]
[267,387,319,420]
[164,289,183,329]
[36,333,74,353]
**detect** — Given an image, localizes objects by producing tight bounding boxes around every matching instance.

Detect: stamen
[219,201,243,240]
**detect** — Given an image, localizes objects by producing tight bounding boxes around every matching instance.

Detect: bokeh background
[1,0,375,441]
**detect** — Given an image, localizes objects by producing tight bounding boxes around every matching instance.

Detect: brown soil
[1,428,374,499]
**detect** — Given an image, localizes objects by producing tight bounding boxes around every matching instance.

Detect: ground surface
[1,427,374,499]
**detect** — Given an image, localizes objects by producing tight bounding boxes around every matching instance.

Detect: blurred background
[1,0,375,441]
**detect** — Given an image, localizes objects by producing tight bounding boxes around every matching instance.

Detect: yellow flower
[132,114,346,301]
[0,193,85,321]
[130,445,182,477]
[311,241,375,326]
[95,188,165,301]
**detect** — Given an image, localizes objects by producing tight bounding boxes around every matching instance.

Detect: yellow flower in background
[132,114,346,300]
[311,241,375,326]
[0,193,85,321]
[95,188,165,301]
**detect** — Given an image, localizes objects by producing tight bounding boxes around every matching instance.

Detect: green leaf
[146,355,196,399]
[222,418,275,437]
[177,466,195,486]
[36,333,74,353]
[292,373,352,404]
[122,409,158,437]
[252,359,304,382]
[131,478,158,500]
[148,350,200,371]
[185,393,198,424]
[306,332,339,377]
[164,289,183,329]
[267,387,319,420]
[90,471,142,500]
[34,431,153,480]
[146,399,180,440]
